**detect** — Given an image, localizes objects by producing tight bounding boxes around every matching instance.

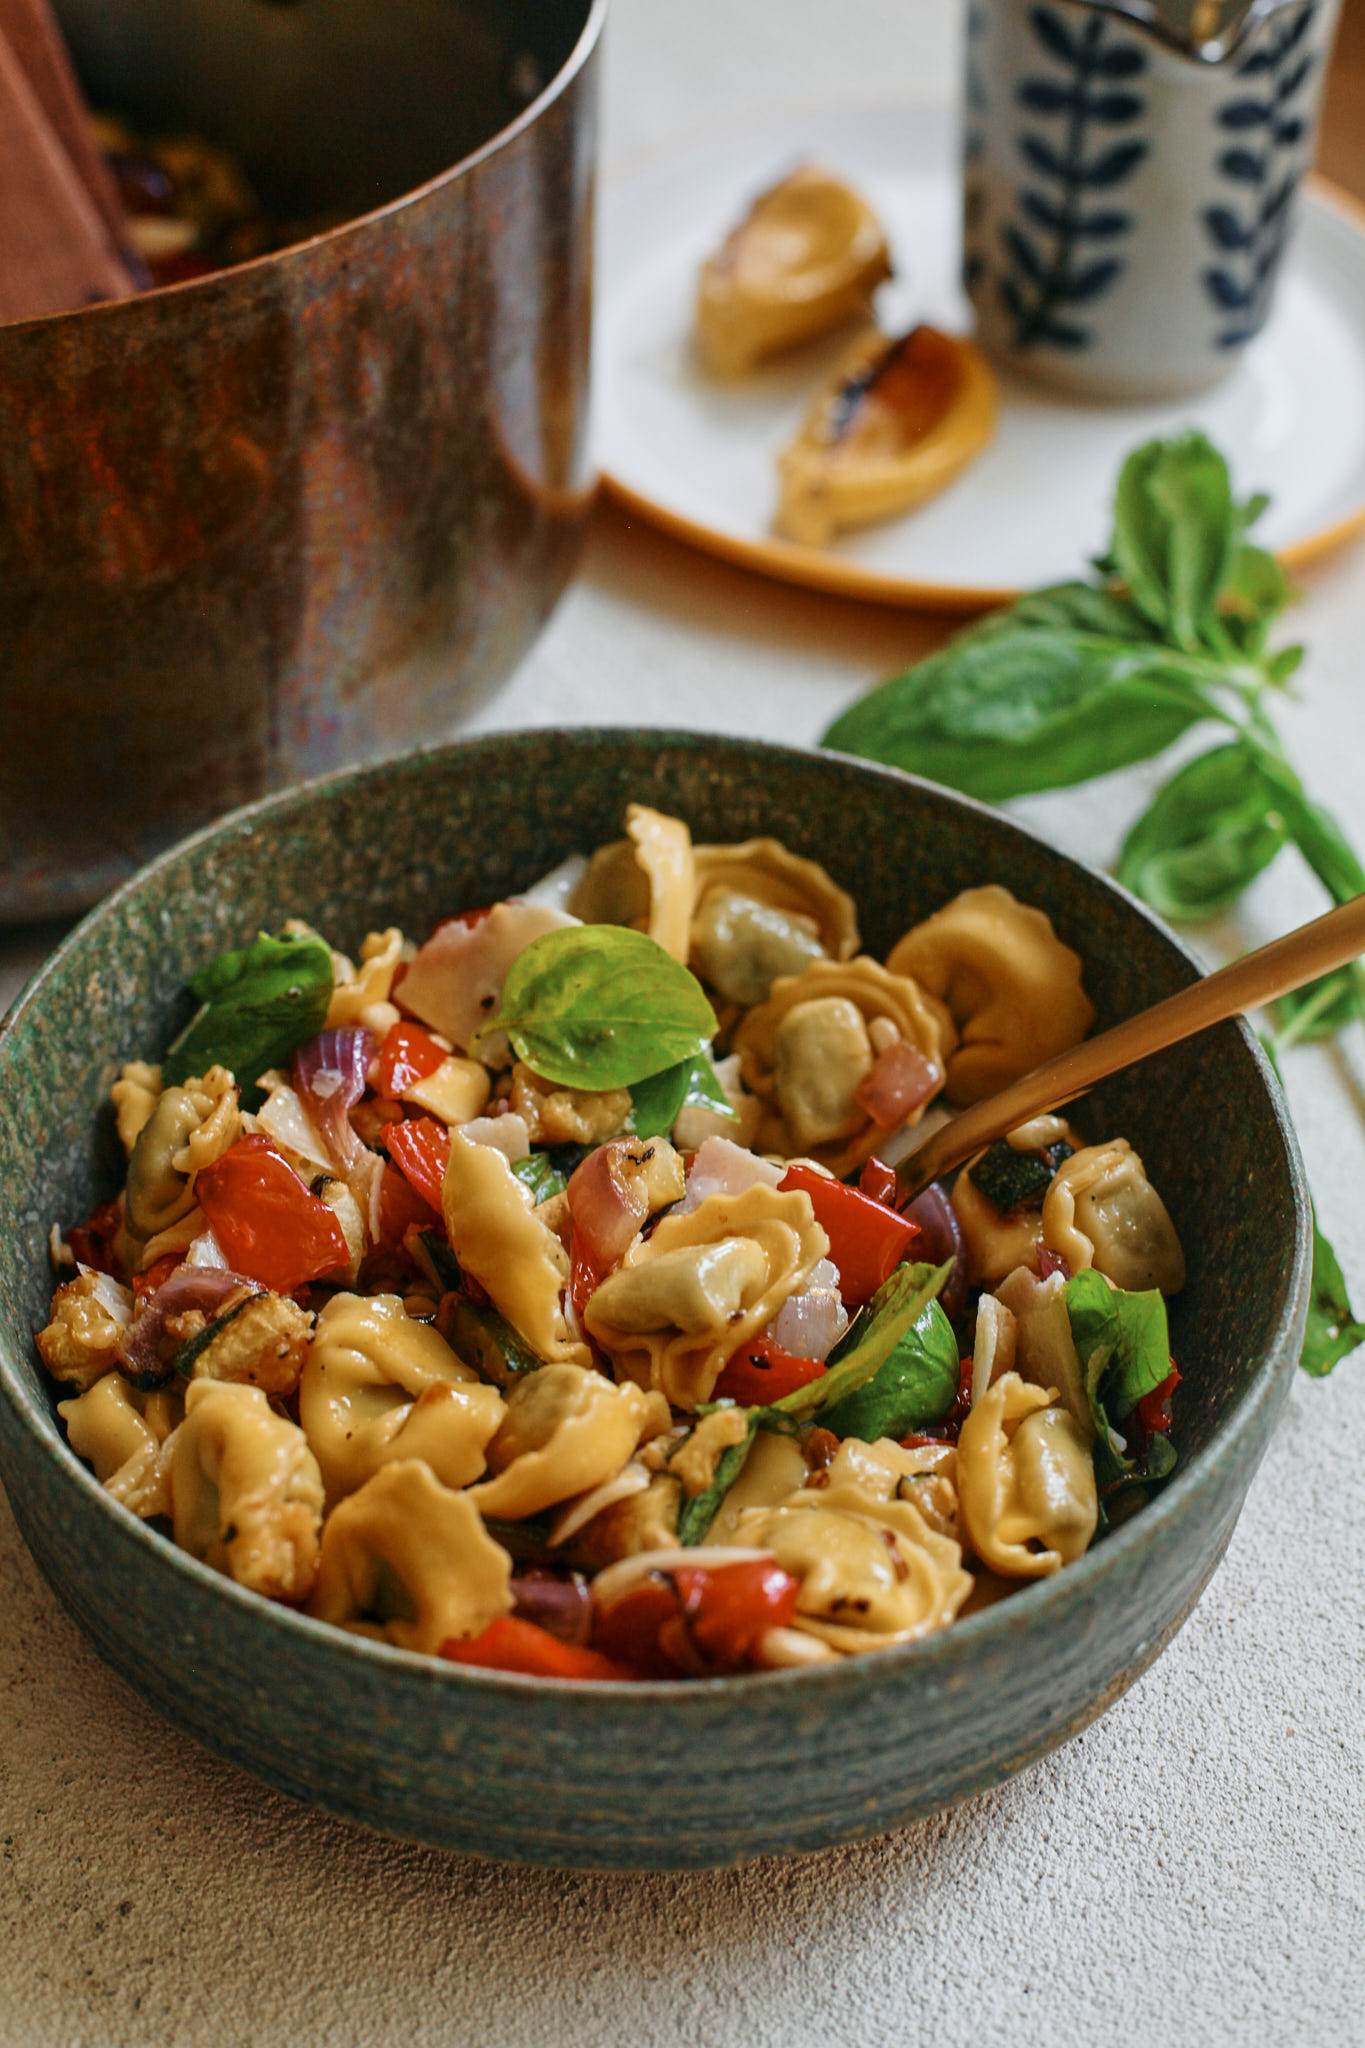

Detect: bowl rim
[0,726,1314,1704]
[0,0,609,341]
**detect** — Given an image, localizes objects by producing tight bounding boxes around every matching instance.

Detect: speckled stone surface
[0,731,1309,1869]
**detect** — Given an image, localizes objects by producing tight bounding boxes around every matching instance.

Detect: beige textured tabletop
[3,4,1364,2043]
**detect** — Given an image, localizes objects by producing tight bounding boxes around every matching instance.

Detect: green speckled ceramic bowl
[0,732,1310,1869]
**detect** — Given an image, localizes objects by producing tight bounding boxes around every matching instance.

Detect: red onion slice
[855,1040,942,1128]
[567,1141,651,1272]
[900,1182,968,1322]
[1038,1246,1071,1282]
[510,1571,592,1646]
[118,1264,262,1386]
[293,1027,376,1177]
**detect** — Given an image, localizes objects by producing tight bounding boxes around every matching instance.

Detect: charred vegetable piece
[969,1138,1074,1213]
[195,1136,349,1293]
[437,1291,545,1388]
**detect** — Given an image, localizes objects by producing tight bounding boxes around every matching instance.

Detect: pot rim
[0,0,609,340]
[0,727,1313,1707]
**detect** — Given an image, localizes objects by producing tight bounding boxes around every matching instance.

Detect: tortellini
[1041,1140,1186,1295]
[300,1292,503,1503]
[325,926,404,1036]
[584,1183,828,1409]
[123,1068,241,1240]
[172,1380,325,1602]
[888,885,1094,1105]
[736,1467,972,1651]
[569,804,696,963]
[957,1373,1098,1577]
[992,1265,1090,1436]
[470,1363,669,1520]
[57,1372,182,1518]
[733,957,953,1172]
[951,1166,1043,1288]
[691,836,859,969]
[308,1460,512,1655]
[110,1061,162,1156]
[441,1128,589,1368]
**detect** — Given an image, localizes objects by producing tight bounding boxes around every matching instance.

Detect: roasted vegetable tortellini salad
[38,806,1186,1683]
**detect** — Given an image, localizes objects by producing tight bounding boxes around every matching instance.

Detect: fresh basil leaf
[1301,1211,1365,1377]
[1219,543,1295,655]
[818,1297,959,1440]
[1065,1267,1172,1423]
[162,930,334,1093]
[823,631,1215,802]
[1111,432,1237,651]
[771,1262,952,1423]
[493,926,716,1091]
[1117,742,1288,921]
[629,1051,736,1140]
[1275,964,1365,1046]
[973,580,1159,643]
[510,1154,569,1205]
[675,1422,758,1546]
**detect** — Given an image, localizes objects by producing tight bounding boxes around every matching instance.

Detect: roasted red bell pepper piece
[712,1334,827,1406]
[383,1115,451,1214]
[375,1020,447,1100]
[440,1615,637,1682]
[132,1252,181,1299]
[1137,1363,1181,1435]
[194,1135,349,1293]
[779,1163,921,1307]
[376,1160,442,1247]
[674,1559,801,1667]
[65,1197,123,1276]
[858,1155,899,1208]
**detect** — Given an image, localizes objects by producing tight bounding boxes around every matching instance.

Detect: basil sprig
[1065,1269,1176,1494]
[493,927,716,1091]
[629,1050,737,1140]
[825,427,1364,1378]
[162,930,334,1094]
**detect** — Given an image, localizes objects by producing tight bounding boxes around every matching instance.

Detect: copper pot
[0,0,604,918]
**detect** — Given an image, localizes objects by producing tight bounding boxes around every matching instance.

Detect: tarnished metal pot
[0,0,604,919]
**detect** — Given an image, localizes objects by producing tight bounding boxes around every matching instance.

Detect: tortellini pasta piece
[308,1459,513,1655]
[110,1060,162,1156]
[441,1128,589,1368]
[691,836,858,967]
[993,1265,1090,1436]
[736,1473,972,1652]
[584,1183,828,1409]
[36,1269,133,1390]
[568,804,696,963]
[299,1292,503,1503]
[733,957,953,1173]
[469,1363,669,1520]
[888,885,1094,1106]
[325,927,405,1036]
[172,1380,325,1602]
[1041,1140,1186,1295]
[951,1167,1044,1289]
[120,1066,242,1245]
[57,1371,182,1518]
[957,1373,1097,1577]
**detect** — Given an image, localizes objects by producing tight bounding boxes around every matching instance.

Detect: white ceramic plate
[595,103,1365,608]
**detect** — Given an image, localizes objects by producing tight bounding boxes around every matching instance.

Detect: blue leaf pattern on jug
[962,1,990,295]
[998,4,1149,353]
[1201,2,1318,348]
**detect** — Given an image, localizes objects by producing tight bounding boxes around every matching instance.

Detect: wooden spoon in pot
[890,892,1365,1204]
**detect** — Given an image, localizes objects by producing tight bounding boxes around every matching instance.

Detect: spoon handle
[895,891,1365,1201]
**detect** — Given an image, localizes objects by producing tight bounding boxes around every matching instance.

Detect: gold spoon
[892,892,1365,1204]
